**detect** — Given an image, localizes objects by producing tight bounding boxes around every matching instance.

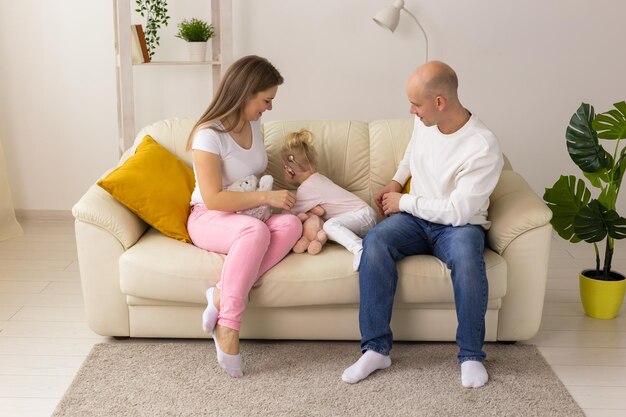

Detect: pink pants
[187,205,302,331]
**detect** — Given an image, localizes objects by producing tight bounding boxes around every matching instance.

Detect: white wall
[1,0,625,214]
[0,1,119,211]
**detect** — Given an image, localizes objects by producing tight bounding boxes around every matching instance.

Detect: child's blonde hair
[282,129,318,172]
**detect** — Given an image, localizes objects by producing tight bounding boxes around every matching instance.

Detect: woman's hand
[264,190,296,211]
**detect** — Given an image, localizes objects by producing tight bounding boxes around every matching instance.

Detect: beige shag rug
[53,340,584,417]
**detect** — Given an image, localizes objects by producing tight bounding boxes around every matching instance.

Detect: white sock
[202,287,219,333]
[212,330,243,378]
[461,360,488,388]
[352,248,363,271]
[342,350,391,383]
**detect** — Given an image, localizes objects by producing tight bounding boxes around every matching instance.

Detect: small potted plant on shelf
[543,101,626,319]
[176,18,215,62]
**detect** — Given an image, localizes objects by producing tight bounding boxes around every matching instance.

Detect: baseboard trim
[15,209,73,221]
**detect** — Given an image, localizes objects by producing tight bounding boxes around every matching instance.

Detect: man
[342,61,503,388]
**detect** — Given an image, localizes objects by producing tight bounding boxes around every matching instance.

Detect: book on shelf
[130,24,150,63]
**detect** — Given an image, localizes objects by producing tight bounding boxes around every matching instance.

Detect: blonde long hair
[186,55,284,150]
[282,129,318,172]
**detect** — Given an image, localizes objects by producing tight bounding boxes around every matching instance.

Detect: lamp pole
[401,6,429,62]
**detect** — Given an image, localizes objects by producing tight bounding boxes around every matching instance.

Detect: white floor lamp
[373,0,429,63]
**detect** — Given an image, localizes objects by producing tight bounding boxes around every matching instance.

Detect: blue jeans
[359,213,488,363]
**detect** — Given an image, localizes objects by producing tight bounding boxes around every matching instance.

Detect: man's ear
[435,95,446,110]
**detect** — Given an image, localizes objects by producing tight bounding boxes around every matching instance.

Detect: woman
[186,55,302,378]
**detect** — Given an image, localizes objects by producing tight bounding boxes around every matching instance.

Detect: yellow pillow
[403,177,411,193]
[98,135,195,243]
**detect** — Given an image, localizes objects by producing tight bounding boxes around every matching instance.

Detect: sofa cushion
[98,135,195,243]
[263,120,372,208]
[251,246,506,307]
[369,119,414,207]
[130,116,197,166]
[119,228,223,302]
[119,228,507,307]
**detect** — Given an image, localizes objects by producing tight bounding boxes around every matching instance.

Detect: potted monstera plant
[544,101,626,319]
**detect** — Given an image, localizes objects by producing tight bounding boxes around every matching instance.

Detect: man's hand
[374,181,403,215]
[382,192,402,215]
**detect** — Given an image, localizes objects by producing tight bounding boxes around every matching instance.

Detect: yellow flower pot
[579,270,626,319]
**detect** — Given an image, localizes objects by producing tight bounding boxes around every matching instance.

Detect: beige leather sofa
[72,117,552,342]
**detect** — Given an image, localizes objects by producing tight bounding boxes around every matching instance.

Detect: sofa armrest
[72,184,149,337]
[72,184,148,250]
[486,170,552,255]
[487,170,553,341]
[74,220,132,336]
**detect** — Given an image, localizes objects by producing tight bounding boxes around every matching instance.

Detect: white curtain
[0,137,22,241]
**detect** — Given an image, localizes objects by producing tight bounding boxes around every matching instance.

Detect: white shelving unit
[113,0,232,154]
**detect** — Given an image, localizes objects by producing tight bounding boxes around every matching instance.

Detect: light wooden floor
[0,217,625,417]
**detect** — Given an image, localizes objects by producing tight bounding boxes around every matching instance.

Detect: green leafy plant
[176,18,215,42]
[544,101,626,280]
[135,0,170,59]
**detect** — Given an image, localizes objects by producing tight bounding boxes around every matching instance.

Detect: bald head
[408,60,459,102]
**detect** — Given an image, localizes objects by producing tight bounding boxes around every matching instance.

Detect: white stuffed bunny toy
[226,174,273,221]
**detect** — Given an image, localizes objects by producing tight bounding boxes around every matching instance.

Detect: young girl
[186,55,302,378]
[281,129,377,271]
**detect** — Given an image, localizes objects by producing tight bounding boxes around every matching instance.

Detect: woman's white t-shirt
[190,120,267,205]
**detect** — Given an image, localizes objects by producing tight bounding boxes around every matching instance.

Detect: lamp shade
[373,0,405,32]
[372,0,429,62]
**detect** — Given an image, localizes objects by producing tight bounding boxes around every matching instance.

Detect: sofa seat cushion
[119,229,224,303]
[252,247,506,307]
[120,228,508,307]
